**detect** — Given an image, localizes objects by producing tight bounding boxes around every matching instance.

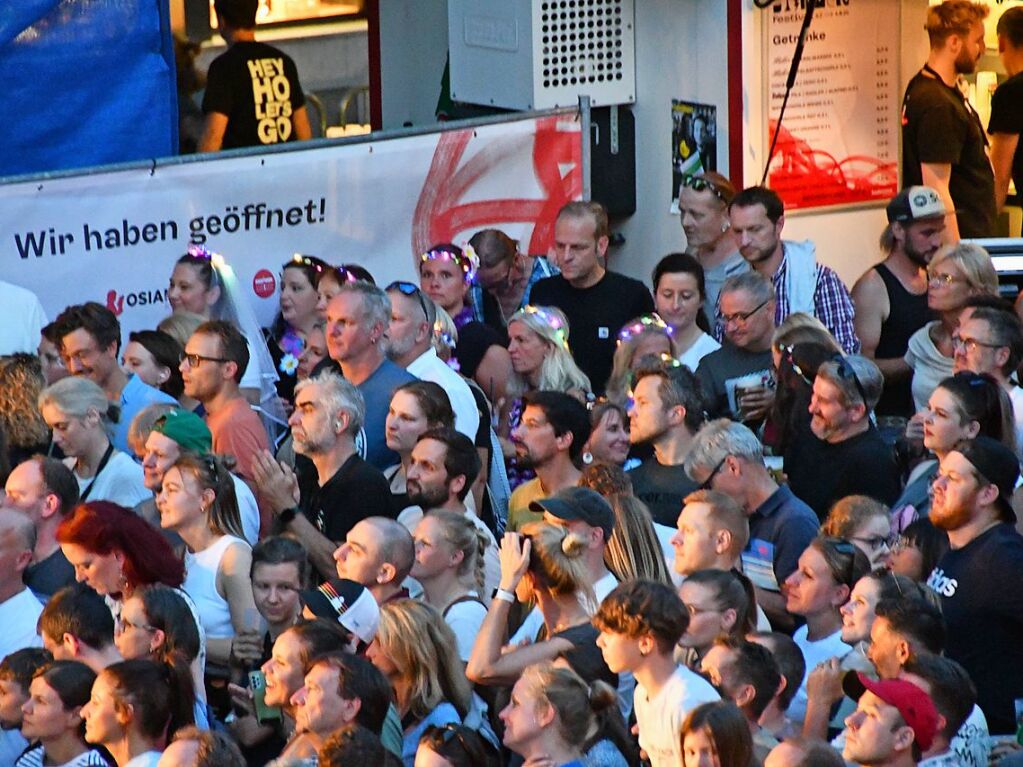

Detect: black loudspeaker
[590,105,636,217]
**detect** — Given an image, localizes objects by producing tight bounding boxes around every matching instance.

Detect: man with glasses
[685,420,818,627]
[677,172,748,325]
[384,283,479,441]
[181,319,269,528]
[926,435,1023,736]
[851,188,945,418]
[727,186,859,354]
[54,301,176,454]
[952,304,1023,450]
[787,354,901,519]
[696,272,776,421]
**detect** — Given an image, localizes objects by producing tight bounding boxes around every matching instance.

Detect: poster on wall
[671,100,717,213]
[0,110,583,339]
[763,0,900,211]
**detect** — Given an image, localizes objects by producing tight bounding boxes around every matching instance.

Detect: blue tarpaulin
[0,0,177,176]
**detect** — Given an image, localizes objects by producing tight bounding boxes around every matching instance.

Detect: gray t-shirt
[696,342,774,419]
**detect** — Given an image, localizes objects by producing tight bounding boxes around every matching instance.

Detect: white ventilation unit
[448,0,636,111]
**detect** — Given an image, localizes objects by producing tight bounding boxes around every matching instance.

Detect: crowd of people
[0,171,1022,767]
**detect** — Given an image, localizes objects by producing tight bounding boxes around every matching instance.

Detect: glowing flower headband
[186,243,226,270]
[518,305,569,350]
[617,313,673,345]
[420,244,480,284]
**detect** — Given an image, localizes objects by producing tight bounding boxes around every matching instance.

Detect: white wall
[612,0,729,285]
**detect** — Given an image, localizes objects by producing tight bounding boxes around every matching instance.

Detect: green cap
[152,409,212,455]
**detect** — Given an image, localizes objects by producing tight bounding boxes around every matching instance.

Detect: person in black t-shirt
[927,436,1023,735]
[901,2,994,240]
[200,0,311,151]
[530,201,654,395]
[627,363,705,527]
[252,371,393,581]
[786,355,900,519]
[851,188,943,418]
[990,8,1023,216]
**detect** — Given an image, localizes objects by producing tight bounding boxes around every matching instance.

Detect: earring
[721,222,729,232]
[582,451,594,465]
[335,420,342,432]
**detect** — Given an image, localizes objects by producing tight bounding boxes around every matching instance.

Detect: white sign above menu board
[763,0,901,211]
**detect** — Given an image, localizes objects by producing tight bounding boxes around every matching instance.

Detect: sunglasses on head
[680,173,727,202]
[387,280,429,322]
[832,354,868,406]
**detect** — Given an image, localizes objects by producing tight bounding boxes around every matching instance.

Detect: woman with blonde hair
[467,522,616,690]
[605,314,680,407]
[499,662,635,767]
[156,453,257,669]
[367,599,492,767]
[907,242,1000,411]
[604,494,674,586]
[410,510,489,661]
[39,376,149,508]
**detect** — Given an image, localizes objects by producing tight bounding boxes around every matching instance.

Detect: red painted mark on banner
[766,120,897,210]
[412,116,582,259]
[253,269,276,298]
[106,290,124,316]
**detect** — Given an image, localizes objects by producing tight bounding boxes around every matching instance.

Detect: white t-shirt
[790,625,851,724]
[0,587,43,658]
[0,281,46,355]
[678,331,721,372]
[634,665,720,767]
[443,594,488,662]
[653,522,682,587]
[407,348,481,441]
[232,473,260,545]
[72,450,150,509]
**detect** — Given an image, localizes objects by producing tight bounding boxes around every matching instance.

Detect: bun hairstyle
[519,663,621,753]
[519,521,593,608]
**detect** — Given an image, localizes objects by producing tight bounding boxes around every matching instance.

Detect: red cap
[843,672,938,751]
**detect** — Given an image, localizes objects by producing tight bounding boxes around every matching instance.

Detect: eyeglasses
[180,352,229,368]
[778,344,813,386]
[683,601,722,617]
[699,455,728,490]
[115,615,155,634]
[680,173,728,203]
[953,335,1004,354]
[721,298,770,327]
[891,536,913,554]
[927,271,958,288]
[386,281,429,322]
[850,534,893,552]
[831,354,868,407]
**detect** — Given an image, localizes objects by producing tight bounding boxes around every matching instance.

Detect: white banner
[0,110,583,337]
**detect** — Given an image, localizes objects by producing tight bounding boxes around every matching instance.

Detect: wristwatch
[278,506,299,525]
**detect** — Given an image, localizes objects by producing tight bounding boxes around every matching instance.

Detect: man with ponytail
[594,579,719,767]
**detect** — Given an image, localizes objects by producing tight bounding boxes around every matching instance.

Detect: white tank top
[183,535,247,639]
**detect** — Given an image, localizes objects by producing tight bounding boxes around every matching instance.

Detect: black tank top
[874,263,934,417]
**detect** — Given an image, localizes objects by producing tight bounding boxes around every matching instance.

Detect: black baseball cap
[529,486,615,539]
[957,435,1020,523]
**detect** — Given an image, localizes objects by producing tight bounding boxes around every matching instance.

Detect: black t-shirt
[24,547,75,600]
[989,71,1023,201]
[453,320,504,381]
[784,425,901,520]
[529,271,655,395]
[202,41,306,149]
[901,69,995,238]
[927,524,1023,734]
[296,453,395,542]
[551,623,618,690]
[628,459,699,527]
[695,342,774,420]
